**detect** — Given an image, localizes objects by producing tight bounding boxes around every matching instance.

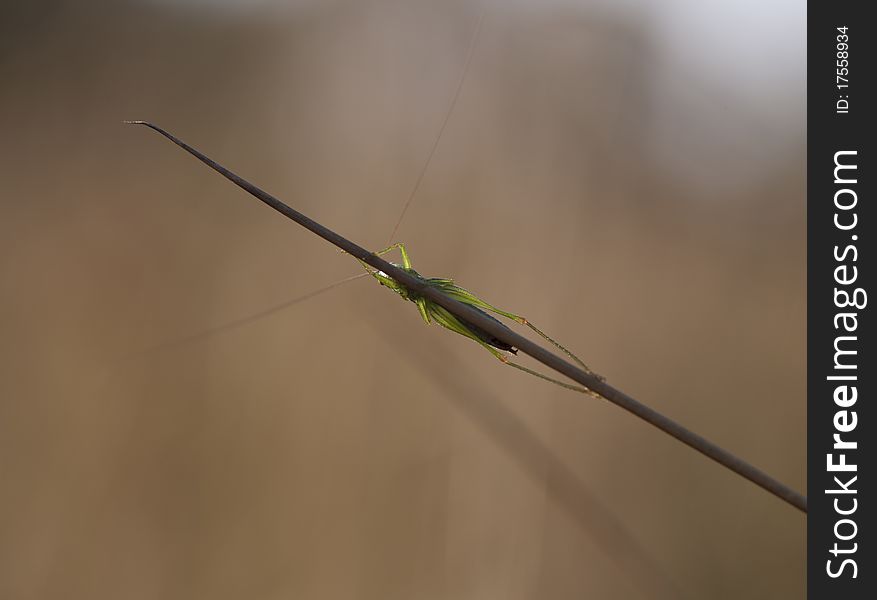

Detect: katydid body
[123,3,811,512]
[355,243,605,397]
[122,12,605,396]
[125,119,604,397]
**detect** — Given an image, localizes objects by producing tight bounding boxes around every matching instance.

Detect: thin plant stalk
[126,121,807,514]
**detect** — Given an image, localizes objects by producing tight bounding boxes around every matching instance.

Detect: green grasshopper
[129,120,604,396]
[127,9,603,397]
[350,242,604,396]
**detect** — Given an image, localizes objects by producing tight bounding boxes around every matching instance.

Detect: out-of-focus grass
[1,1,804,598]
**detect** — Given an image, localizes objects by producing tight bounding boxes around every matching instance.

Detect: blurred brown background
[1,0,804,598]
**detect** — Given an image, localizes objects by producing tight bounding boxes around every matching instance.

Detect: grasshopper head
[371,263,422,302]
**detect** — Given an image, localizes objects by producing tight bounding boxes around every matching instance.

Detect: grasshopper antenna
[120,6,487,354]
[117,272,369,361]
[386,7,486,243]
[125,119,806,514]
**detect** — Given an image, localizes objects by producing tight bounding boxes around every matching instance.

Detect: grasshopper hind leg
[466,332,604,400]
[436,285,605,382]
[518,319,605,382]
[503,358,605,400]
[471,302,605,382]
